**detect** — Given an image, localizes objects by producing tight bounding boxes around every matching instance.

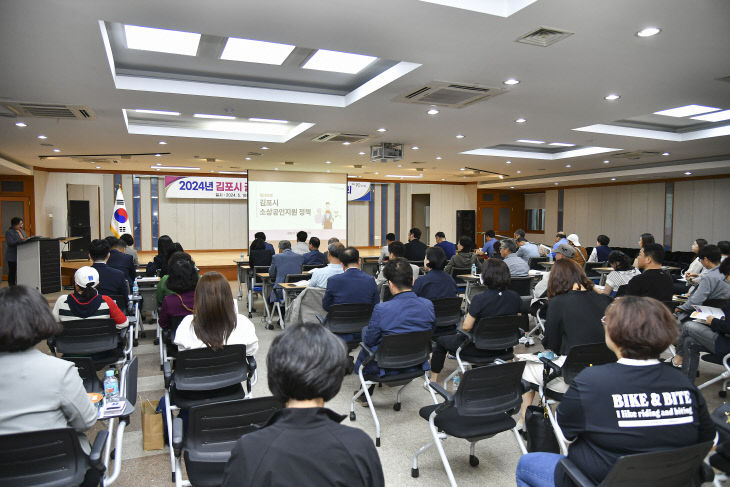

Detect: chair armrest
[172,417,184,456]
[360,342,376,366]
[428,382,453,402]
[89,430,109,470]
[556,458,596,487]
[539,356,563,384]
[163,361,172,389]
[315,314,325,324]
[457,328,474,346]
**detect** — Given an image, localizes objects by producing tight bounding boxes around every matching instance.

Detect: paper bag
[142,400,164,451]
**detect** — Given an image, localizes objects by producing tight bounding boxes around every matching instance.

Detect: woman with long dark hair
[158,253,199,329]
[146,235,173,276]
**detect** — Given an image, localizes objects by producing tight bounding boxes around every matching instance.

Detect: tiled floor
[15,282,729,486]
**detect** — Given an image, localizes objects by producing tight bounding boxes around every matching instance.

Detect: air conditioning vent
[4,103,96,120]
[312,132,369,143]
[516,27,574,47]
[394,81,504,108]
[73,157,118,164]
[247,152,263,157]
[611,151,662,160]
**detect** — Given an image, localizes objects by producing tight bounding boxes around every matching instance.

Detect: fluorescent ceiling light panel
[417,0,537,17]
[124,25,201,56]
[385,174,424,178]
[135,109,180,116]
[193,113,237,120]
[517,139,545,144]
[653,105,720,118]
[573,123,730,142]
[549,142,575,147]
[220,37,295,65]
[462,146,618,159]
[217,171,247,175]
[249,118,289,123]
[302,49,377,74]
[150,166,200,170]
[690,109,730,122]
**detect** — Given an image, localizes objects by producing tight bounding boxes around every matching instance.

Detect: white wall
[401,183,477,247]
[673,178,730,251]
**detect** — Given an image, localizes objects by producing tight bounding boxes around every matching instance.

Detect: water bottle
[104,370,120,401]
[240,251,245,261]
[471,263,477,276]
[538,350,556,361]
[452,374,461,390]
[132,282,139,296]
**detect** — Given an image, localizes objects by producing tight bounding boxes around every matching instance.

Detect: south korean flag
[110,187,130,238]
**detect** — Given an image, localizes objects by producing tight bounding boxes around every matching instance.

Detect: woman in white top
[598,250,640,295]
[174,271,258,356]
[685,238,708,283]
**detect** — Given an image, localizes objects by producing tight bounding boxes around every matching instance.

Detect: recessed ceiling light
[604,94,621,101]
[498,175,504,179]
[377,128,387,132]
[245,157,251,160]
[149,165,200,170]
[342,142,351,146]
[549,142,576,147]
[193,113,237,120]
[427,108,440,115]
[15,122,27,127]
[358,151,366,155]
[158,140,167,145]
[326,169,331,173]
[517,139,545,144]
[248,118,289,124]
[554,182,559,185]
[690,109,730,122]
[565,164,572,168]
[134,109,180,116]
[37,135,47,139]
[684,171,692,175]
[515,118,526,123]
[637,27,661,37]
[611,177,617,181]
[274,167,279,171]
[154,153,161,157]
[441,178,445,181]
[325,160,332,164]
[96,166,101,169]
[662,152,670,156]
[375,172,379,175]
[654,104,720,117]
[459,167,465,171]
[435,156,442,160]
[397,164,403,167]
[503,78,520,85]
[124,25,201,56]
[261,146,270,150]
[510,186,515,189]
[302,48,377,74]
[156,163,162,166]
[505,161,512,164]
[155,168,160,171]
[516,170,521,174]
[220,37,295,65]
[53,148,60,152]
[411,146,419,150]
[456,134,465,139]
[603,160,610,163]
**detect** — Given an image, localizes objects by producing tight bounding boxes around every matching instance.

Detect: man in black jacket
[106,237,136,287]
[404,227,427,261]
[90,239,129,309]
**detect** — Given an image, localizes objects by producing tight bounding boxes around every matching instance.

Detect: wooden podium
[17,237,64,294]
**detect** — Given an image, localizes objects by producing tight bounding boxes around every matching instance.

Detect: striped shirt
[52,293,129,329]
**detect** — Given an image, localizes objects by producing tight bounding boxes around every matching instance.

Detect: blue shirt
[481,238,497,257]
[264,242,275,256]
[551,238,569,257]
[268,249,304,301]
[307,263,344,289]
[412,269,457,300]
[516,242,540,262]
[355,291,435,376]
[302,249,326,266]
[322,268,379,311]
[435,241,457,260]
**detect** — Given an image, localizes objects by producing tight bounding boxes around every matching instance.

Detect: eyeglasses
[601,316,607,325]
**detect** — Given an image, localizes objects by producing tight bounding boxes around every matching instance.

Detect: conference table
[279,282,308,311]
[361,256,380,277]
[233,260,250,300]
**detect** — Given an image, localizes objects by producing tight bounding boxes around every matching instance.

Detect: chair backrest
[0,428,89,487]
[62,356,102,393]
[431,297,463,331]
[562,342,617,384]
[528,256,548,270]
[54,318,120,355]
[584,261,607,278]
[285,273,312,283]
[594,441,713,487]
[249,249,272,268]
[302,264,326,272]
[325,303,374,335]
[138,286,158,313]
[252,266,270,285]
[121,356,139,407]
[507,276,532,297]
[471,315,522,350]
[450,267,473,286]
[375,330,432,370]
[173,345,249,392]
[454,361,526,416]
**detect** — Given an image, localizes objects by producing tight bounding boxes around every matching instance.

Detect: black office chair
[583,261,607,280]
[698,352,730,397]
[172,397,284,487]
[412,362,528,486]
[350,330,435,447]
[0,428,109,487]
[529,256,548,270]
[449,267,473,293]
[63,356,103,393]
[508,276,532,297]
[159,314,188,366]
[318,303,375,351]
[556,441,713,487]
[284,273,312,283]
[431,297,463,338]
[248,265,270,317]
[48,318,131,370]
[302,264,327,272]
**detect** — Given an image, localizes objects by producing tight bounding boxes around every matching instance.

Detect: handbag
[525,403,561,453]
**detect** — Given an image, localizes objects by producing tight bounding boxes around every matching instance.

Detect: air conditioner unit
[370,143,404,162]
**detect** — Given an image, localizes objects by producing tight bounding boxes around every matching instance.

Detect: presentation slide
[248,179,347,242]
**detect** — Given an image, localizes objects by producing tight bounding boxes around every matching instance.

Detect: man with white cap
[52,266,129,329]
[567,233,588,267]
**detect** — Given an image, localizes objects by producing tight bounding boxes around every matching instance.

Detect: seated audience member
[120,233,138,265]
[53,266,129,329]
[376,241,419,286]
[597,250,640,295]
[222,323,384,487]
[624,243,674,302]
[269,240,305,302]
[89,238,129,309]
[106,237,136,285]
[567,233,588,267]
[587,234,612,263]
[379,233,395,264]
[413,247,457,300]
[516,296,715,487]
[292,231,309,255]
[159,256,198,329]
[174,272,258,354]
[254,231,276,256]
[548,232,569,258]
[156,251,195,305]
[355,258,435,381]
[0,286,98,463]
[477,229,497,257]
[719,240,730,262]
[322,237,340,261]
[685,238,708,282]
[322,247,379,311]
[632,232,656,268]
[429,258,520,383]
[146,234,173,276]
[404,227,427,261]
[532,244,574,299]
[676,244,730,315]
[308,242,345,288]
[674,257,730,379]
[445,236,482,275]
[516,237,540,263]
[499,238,529,277]
[302,236,326,265]
[248,236,273,269]
[434,231,457,260]
[518,259,610,424]
[514,228,526,240]
[492,240,502,259]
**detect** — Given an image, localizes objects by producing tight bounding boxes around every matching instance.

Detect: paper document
[690,306,725,321]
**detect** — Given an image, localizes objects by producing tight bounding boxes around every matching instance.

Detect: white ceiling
[1,0,729,188]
